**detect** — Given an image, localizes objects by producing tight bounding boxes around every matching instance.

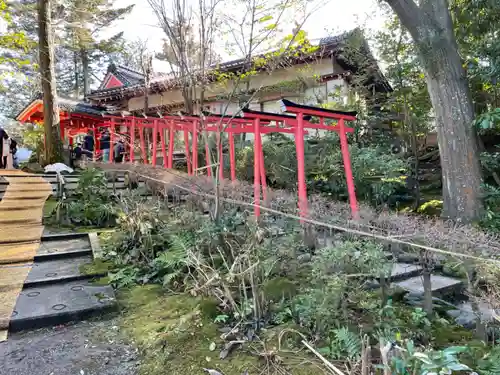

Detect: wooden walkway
[0,170,52,341]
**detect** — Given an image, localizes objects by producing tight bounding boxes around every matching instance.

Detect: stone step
[37,235,92,260]
[365,263,424,289]
[24,255,100,287]
[9,280,116,332]
[446,301,498,329]
[390,263,423,281]
[394,274,463,297]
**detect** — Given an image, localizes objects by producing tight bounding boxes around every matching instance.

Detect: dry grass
[94,162,500,263]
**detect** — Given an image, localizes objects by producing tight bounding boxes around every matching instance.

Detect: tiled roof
[87,28,391,100]
[214,30,353,72]
[15,94,109,121]
[98,64,145,90]
[58,97,108,116]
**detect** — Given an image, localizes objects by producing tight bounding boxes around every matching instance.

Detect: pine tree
[60,0,134,96]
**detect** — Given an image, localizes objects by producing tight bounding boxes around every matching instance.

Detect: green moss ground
[43,198,58,217]
[117,285,326,375]
[79,259,113,276]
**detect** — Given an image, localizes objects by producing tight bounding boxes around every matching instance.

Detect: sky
[108,0,387,72]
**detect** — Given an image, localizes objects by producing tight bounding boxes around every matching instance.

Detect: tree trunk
[38,0,63,165]
[81,49,90,96]
[73,50,79,98]
[385,0,484,222]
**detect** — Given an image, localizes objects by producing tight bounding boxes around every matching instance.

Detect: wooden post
[160,125,167,167]
[192,120,198,174]
[152,119,158,167]
[130,118,135,163]
[229,132,236,181]
[295,112,307,222]
[139,122,147,163]
[168,120,175,168]
[339,119,359,219]
[253,118,261,218]
[259,140,267,202]
[109,119,114,163]
[184,129,191,175]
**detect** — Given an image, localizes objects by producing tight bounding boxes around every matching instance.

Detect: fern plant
[319,327,362,361]
[153,233,197,288]
[476,345,500,375]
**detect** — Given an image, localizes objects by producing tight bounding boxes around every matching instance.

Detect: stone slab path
[0,170,52,341]
[0,172,116,341]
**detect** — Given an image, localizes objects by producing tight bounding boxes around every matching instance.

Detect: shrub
[291,240,392,334]
[479,184,500,232]
[235,133,409,206]
[54,168,116,227]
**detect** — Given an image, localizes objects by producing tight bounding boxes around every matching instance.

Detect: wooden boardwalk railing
[0,170,52,341]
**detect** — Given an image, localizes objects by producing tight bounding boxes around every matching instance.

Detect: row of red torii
[70,99,359,220]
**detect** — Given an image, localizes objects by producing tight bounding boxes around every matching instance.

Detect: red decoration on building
[104,75,124,89]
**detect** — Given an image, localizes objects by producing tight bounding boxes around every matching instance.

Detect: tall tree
[451,0,500,114]
[0,0,35,116]
[383,0,484,222]
[376,16,433,208]
[60,0,133,96]
[0,0,32,71]
[147,0,220,114]
[38,0,62,164]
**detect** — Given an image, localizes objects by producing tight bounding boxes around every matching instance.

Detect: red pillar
[259,140,267,202]
[130,118,135,162]
[139,122,147,163]
[253,118,261,217]
[152,120,158,167]
[92,124,96,161]
[339,119,359,219]
[192,121,198,174]
[295,112,307,221]
[160,126,167,167]
[94,123,101,153]
[109,120,115,164]
[168,121,175,169]
[184,129,191,175]
[228,132,236,181]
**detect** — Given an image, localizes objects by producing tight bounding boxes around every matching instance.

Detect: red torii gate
[97,99,359,220]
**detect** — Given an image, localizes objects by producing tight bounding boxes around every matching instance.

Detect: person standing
[114,139,125,163]
[2,132,11,169]
[82,130,95,160]
[10,138,18,169]
[0,127,5,169]
[100,130,110,162]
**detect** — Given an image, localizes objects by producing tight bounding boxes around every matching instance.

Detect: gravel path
[0,319,139,375]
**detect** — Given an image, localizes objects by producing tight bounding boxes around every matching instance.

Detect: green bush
[236,133,409,206]
[291,240,392,333]
[479,184,500,232]
[54,168,116,227]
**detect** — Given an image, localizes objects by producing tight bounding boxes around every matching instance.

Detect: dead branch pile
[92,162,500,263]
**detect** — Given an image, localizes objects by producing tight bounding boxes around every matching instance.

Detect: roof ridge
[89,29,391,98]
[115,64,144,77]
